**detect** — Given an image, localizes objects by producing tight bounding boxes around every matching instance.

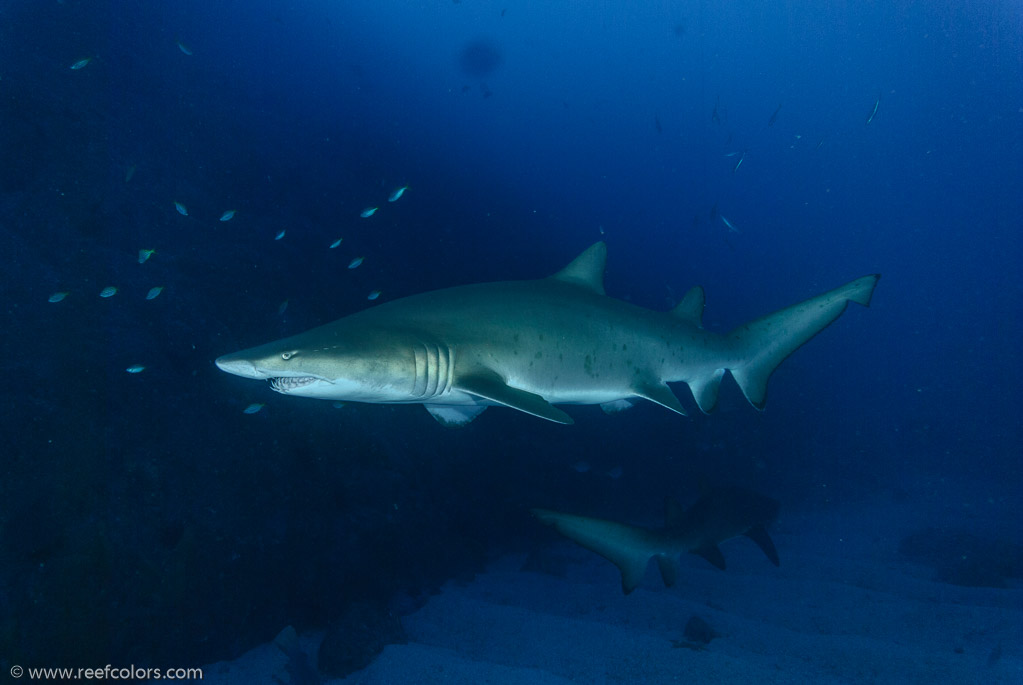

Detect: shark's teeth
[269,377,318,393]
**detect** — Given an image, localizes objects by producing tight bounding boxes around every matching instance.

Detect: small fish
[360,207,378,218]
[571,460,591,473]
[99,286,118,298]
[711,95,721,124]
[243,403,265,414]
[145,286,164,300]
[387,186,408,202]
[48,292,69,303]
[125,365,146,374]
[606,466,623,479]
[768,103,782,126]
[815,137,825,150]
[174,201,188,216]
[367,290,381,300]
[70,58,91,70]
[720,215,740,234]
[124,164,136,183]
[176,41,193,56]
[138,248,155,264]
[275,230,286,241]
[348,257,364,269]
[219,210,236,222]
[329,238,343,249]
[866,96,880,125]
[732,150,746,174]
[332,401,346,409]
[278,300,289,315]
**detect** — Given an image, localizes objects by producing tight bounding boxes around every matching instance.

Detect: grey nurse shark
[533,485,781,594]
[215,242,879,426]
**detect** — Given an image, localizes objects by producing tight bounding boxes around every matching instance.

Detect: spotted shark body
[215,242,879,426]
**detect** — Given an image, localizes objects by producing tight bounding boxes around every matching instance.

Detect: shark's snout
[215,355,262,379]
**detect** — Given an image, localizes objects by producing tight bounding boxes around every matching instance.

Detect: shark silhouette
[216,242,879,426]
[533,486,780,594]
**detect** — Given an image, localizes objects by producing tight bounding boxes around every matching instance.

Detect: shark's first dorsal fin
[549,242,607,295]
[671,286,705,327]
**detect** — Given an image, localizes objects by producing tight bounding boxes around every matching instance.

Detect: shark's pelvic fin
[456,369,574,424]
[730,273,880,409]
[549,242,607,295]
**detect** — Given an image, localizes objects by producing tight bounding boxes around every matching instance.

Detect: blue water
[1,0,1019,674]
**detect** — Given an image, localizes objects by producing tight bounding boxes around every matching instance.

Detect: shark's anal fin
[425,404,488,427]
[744,525,780,566]
[457,370,573,424]
[655,554,679,587]
[634,381,688,417]
[693,544,726,570]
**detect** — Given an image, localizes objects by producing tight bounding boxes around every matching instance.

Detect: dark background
[0,0,1019,667]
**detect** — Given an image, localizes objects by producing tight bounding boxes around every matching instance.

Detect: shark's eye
[281,351,296,360]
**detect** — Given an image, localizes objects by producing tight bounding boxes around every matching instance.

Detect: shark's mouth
[269,376,320,393]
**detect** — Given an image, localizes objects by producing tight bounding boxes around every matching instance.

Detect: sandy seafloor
[202,493,1021,685]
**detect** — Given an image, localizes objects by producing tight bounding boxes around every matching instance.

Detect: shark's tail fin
[729,274,879,409]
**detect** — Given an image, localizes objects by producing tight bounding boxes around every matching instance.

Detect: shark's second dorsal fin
[671,286,705,327]
[549,242,607,295]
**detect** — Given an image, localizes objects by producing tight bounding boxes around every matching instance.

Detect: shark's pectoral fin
[456,371,573,424]
[425,404,488,428]
[531,508,652,594]
[634,381,688,417]
[655,554,679,587]
[744,525,780,566]
[693,544,726,570]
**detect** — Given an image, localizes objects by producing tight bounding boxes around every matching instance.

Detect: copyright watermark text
[9,664,202,680]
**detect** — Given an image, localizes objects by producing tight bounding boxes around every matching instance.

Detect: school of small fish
[46,110,409,386]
